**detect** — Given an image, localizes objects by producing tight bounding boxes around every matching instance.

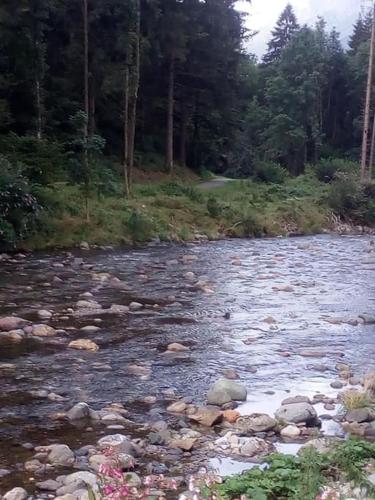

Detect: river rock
[207,379,247,405]
[359,314,375,324]
[222,410,240,423]
[167,401,187,413]
[169,438,197,451]
[109,304,130,314]
[239,437,272,457]
[282,395,311,405]
[80,325,100,333]
[346,408,374,423]
[64,471,97,488]
[167,342,189,352]
[0,330,24,342]
[221,368,239,379]
[189,406,223,427]
[0,362,16,373]
[129,302,143,310]
[280,424,301,438]
[301,437,336,453]
[235,414,277,433]
[30,324,57,337]
[48,444,75,466]
[330,381,344,389]
[275,402,318,425]
[36,479,61,491]
[55,481,86,496]
[0,316,28,331]
[76,300,101,309]
[97,434,136,455]
[67,402,91,420]
[68,339,99,352]
[3,487,28,500]
[37,309,53,319]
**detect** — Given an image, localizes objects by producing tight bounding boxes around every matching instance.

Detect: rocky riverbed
[0,235,375,499]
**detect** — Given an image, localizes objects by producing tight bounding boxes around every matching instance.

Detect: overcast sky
[237,0,367,59]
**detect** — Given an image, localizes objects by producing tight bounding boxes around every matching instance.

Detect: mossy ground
[22,170,331,250]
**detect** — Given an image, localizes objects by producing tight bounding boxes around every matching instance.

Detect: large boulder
[64,471,97,488]
[275,402,318,425]
[239,437,272,457]
[207,379,247,405]
[346,408,375,424]
[235,414,277,434]
[0,316,28,332]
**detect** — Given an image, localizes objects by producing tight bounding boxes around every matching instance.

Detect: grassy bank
[21,172,331,250]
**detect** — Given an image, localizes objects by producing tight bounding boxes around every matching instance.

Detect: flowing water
[0,235,374,490]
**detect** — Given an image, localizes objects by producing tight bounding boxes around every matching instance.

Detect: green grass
[21,175,331,250]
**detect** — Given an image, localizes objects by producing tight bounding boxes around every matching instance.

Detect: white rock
[280,424,301,438]
[3,487,28,500]
[129,302,143,310]
[37,309,53,319]
[80,325,100,333]
[64,471,97,488]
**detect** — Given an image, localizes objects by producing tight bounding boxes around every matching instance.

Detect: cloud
[237,0,364,58]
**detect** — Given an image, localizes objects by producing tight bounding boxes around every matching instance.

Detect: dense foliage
[0,1,374,246]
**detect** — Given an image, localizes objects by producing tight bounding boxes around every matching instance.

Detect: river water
[0,235,374,490]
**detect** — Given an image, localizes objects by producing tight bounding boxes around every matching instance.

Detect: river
[0,234,374,493]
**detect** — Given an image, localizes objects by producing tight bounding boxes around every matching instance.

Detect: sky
[237,0,367,59]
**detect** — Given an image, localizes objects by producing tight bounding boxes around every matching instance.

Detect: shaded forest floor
[20,168,347,250]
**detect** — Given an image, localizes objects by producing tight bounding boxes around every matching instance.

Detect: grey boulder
[207,379,247,405]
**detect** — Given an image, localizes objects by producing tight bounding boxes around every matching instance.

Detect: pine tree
[349,12,372,53]
[263,3,300,64]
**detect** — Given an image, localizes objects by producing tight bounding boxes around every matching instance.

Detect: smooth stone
[0,317,28,331]
[221,368,239,379]
[30,324,57,337]
[64,471,97,488]
[222,410,241,423]
[282,396,311,405]
[281,424,301,438]
[97,434,135,455]
[167,343,189,352]
[3,487,28,500]
[67,402,91,420]
[330,381,344,389]
[80,325,100,333]
[36,479,61,491]
[235,414,277,433]
[169,438,197,451]
[207,379,247,405]
[48,444,75,466]
[346,408,374,424]
[240,437,272,457]
[68,339,99,352]
[56,481,86,496]
[76,300,101,309]
[188,406,223,427]
[129,302,143,310]
[167,401,187,413]
[37,310,53,319]
[275,403,318,425]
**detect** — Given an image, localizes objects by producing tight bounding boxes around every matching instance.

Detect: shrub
[127,210,154,242]
[315,158,359,183]
[341,390,372,411]
[0,133,67,185]
[207,197,221,218]
[161,182,203,202]
[327,174,365,219]
[253,162,288,184]
[0,156,39,246]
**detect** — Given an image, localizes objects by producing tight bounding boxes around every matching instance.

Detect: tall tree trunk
[179,103,188,167]
[35,76,43,140]
[369,110,375,179]
[127,0,140,191]
[123,65,130,196]
[361,2,375,181]
[166,53,175,174]
[83,0,90,221]
[89,75,95,136]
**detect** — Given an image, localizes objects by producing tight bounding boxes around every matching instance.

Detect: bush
[0,156,40,246]
[127,210,154,242]
[315,158,358,183]
[161,182,203,202]
[253,162,288,184]
[327,174,365,218]
[0,133,67,185]
[207,197,221,218]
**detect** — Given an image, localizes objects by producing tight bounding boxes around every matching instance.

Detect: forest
[0,0,375,248]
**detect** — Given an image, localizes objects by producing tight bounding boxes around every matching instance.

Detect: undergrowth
[215,439,375,500]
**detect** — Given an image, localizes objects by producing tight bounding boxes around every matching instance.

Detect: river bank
[0,235,374,498]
